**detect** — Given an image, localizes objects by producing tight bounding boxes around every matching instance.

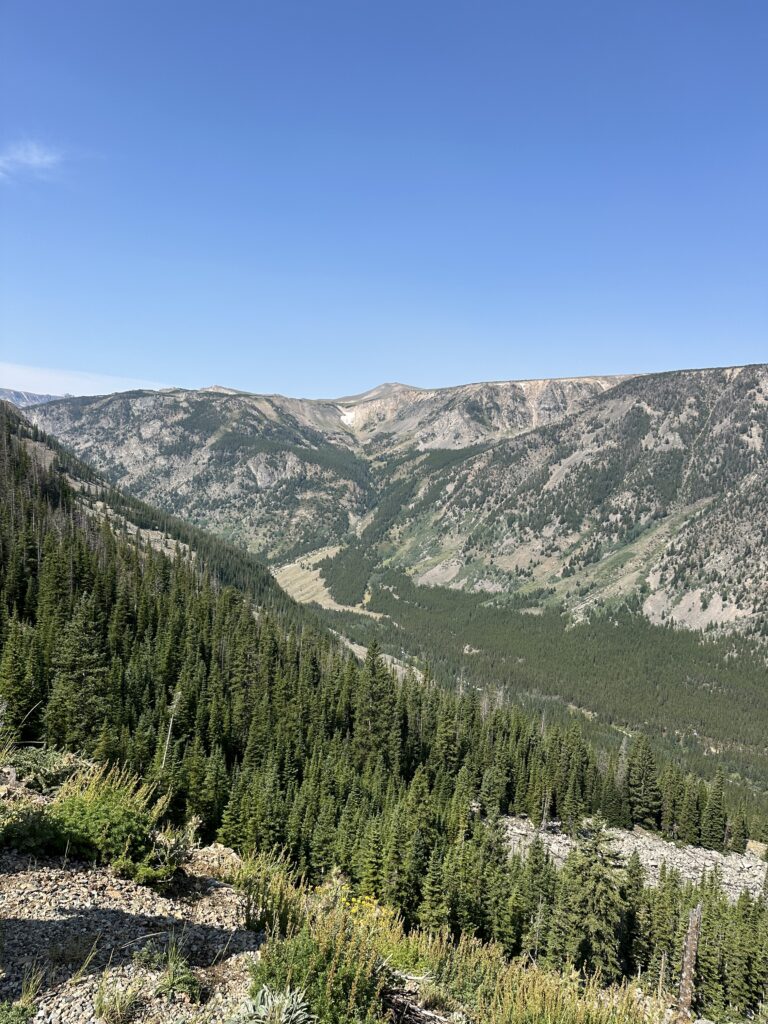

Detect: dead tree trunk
[678,902,702,1020]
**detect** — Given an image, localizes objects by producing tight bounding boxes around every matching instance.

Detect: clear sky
[1,2,766,398]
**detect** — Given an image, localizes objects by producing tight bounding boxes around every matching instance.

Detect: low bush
[0,763,190,886]
[250,883,387,1024]
[228,985,315,1024]
[0,800,59,853]
[50,765,164,864]
[0,1004,33,1024]
[235,850,307,937]
[8,748,89,793]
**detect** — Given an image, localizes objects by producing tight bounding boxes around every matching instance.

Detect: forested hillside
[320,571,768,809]
[25,366,768,814]
[1,401,767,1022]
[317,364,768,634]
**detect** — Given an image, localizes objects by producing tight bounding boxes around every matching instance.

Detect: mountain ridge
[29,362,768,634]
[0,387,61,408]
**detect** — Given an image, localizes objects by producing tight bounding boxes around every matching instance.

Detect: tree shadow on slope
[0,904,260,1002]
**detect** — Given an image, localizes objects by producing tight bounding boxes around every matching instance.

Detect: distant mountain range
[0,388,60,408]
[28,364,768,635]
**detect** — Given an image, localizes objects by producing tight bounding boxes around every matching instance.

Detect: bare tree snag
[678,902,702,1020]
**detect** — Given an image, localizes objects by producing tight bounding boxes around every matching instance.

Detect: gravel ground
[0,849,261,1023]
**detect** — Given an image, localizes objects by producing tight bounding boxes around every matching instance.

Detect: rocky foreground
[0,846,258,1024]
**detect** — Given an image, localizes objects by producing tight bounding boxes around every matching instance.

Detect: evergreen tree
[0,616,39,736]
[358,819,383,897]
[678,776,701,846]
[44,598,109,752]
[548,820,625,981]
[626,736,661,830]
[418,846,449,931]
[701,768,727,852]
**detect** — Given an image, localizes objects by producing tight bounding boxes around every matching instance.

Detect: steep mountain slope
[31,375,620,560]
[375,365,768,632]
[30,364,768,633]
[32,387,373,558]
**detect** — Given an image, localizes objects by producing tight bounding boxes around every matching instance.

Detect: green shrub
[250,890,387,1024]
[131,941,164,971]
[0,799,60,853]
[0,1004,33,1024]
[0,965,41,1024]
[228,985,315,1024]
[49,765,164,865]
[0,764,178,886]
[235,850,307,937]
[9,748,89,793]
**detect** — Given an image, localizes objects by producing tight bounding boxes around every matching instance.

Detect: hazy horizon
[3,357,767,403]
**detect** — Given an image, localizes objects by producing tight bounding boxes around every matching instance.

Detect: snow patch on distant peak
[200,385,245,395]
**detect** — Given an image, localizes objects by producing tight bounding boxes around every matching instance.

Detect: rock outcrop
[503,816,767,902]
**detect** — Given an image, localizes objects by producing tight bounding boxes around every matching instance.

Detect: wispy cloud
[0,140,63,181]
[0,362,167,397]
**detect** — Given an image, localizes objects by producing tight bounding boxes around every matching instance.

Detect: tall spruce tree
[626,736,661,830]
[548,819,625,981]
[701,768,727,852]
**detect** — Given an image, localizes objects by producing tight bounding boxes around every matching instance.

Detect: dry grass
[249,867,661,1024]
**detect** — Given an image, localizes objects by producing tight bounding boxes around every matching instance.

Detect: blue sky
[1,1,766,398]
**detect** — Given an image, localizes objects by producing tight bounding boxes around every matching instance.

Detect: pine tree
[310,793,337,880]
[626,736,661,830]
[728,807,749,854]
[701,769,727,852]
[678,776,701,846]
[0,616,39,735]
[695,873,729,1019]
[548,819,625,981]
[418,847,449,931]
[519,835,556,960]
[358,819,383,897]
[620,850,647,975]
[44,598,109,752]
